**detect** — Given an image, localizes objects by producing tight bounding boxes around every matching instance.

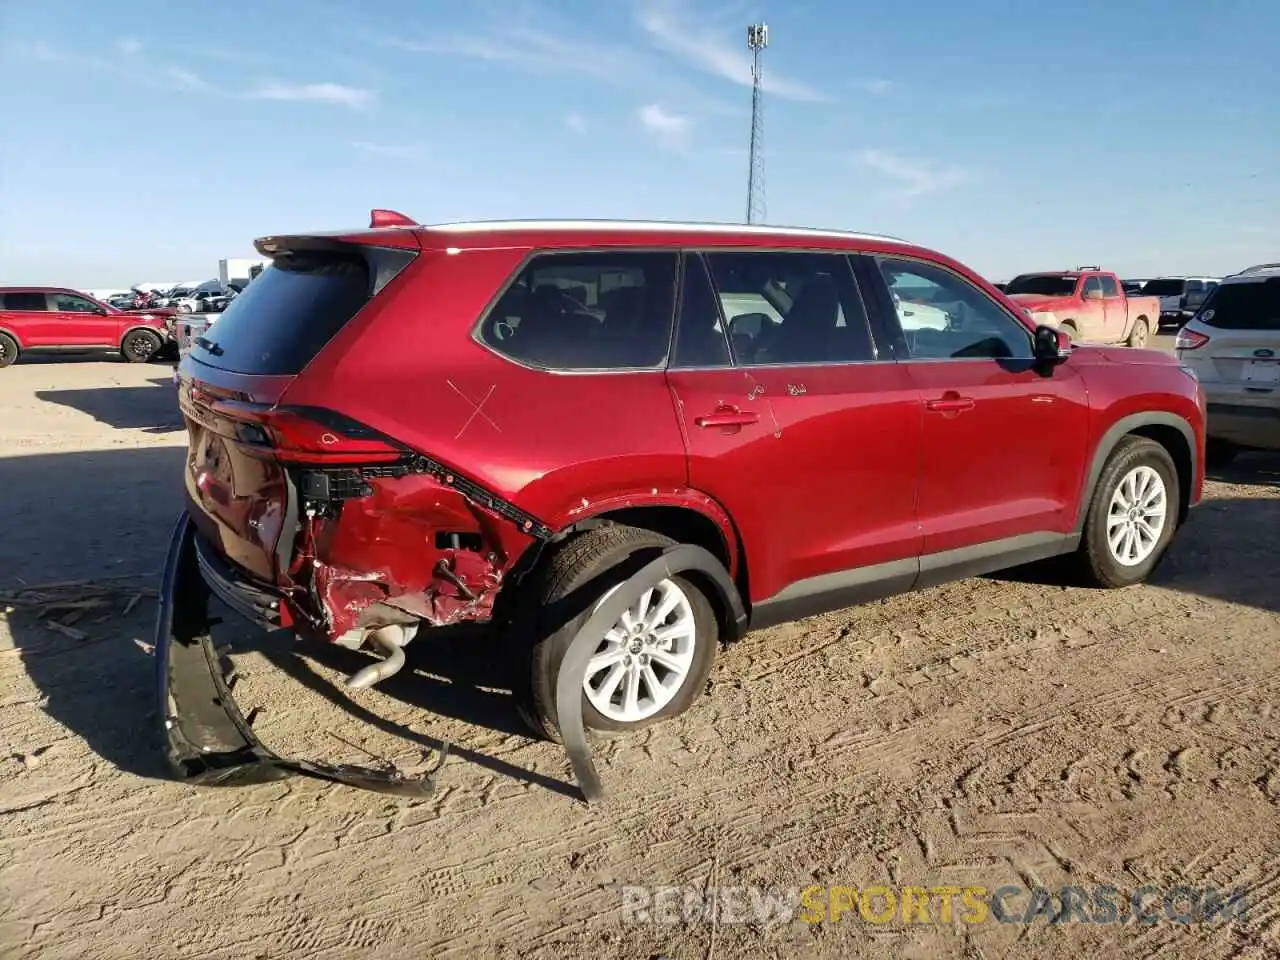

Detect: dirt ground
[2,348,1278,960]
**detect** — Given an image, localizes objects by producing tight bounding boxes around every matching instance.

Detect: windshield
[1141,279,1185,296]
[1196,280,1280,330]
[1003,275,1077,297]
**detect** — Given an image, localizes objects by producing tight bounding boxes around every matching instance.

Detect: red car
[157,212,1205,794]
[0,287,176,367]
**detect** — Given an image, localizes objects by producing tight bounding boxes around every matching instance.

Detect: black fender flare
[1071,411,1198,534]
[554,543,745,803]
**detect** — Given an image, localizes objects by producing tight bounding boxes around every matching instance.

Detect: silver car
[1176,266,1280,463]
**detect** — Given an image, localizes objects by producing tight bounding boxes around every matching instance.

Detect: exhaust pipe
[345,624,409,691]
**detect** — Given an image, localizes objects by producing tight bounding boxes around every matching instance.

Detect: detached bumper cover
[154,513,441,796]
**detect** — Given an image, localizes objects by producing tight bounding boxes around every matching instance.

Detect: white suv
[1176,266,1280,463]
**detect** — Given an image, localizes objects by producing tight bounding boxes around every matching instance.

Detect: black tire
[515,525,719,742]
[1127,317,1150,349]
[1073,436,1180,588]
[0,332,17,368]
[121,328,163,363]
[1205,438,1239,468]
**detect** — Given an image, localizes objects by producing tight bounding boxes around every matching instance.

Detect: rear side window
[479,251,678,370]
[2,292,49,311]
[703,251,874,365]
[190,247,414,375]
[1197,280,1280,330]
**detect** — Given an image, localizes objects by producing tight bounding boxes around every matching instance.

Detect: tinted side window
[702,252,874,365]
[2,292,49,312]
[1099,275,1120,297]
[51,294,98,312]
[1083,276,1103,298]
[671,255,731,368]
[480,251,678,370]
[877,258,1033,361]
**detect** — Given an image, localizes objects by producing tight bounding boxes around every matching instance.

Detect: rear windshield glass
[1197,280,1280,330]
[190,252,372,375]
[1141,279,1185,296]
[1003,275,1077,296]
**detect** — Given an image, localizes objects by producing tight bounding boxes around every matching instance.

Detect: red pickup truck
[0,287,176,367]
[1002,269,1161,348]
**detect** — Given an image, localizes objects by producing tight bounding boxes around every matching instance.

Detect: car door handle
[926,395,975,413]
[694,409,759,429]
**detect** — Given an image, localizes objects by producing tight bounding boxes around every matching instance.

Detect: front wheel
[121,328,163,363]
[0,332,17,368]
[1127,317,1150,349]
[1073,436,1179,588]
[516,525,720,741]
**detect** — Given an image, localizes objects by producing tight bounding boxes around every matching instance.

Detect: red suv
[158,213,1205,789]
[0,287,175,367]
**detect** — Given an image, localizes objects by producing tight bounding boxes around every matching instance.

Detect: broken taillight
[210,400,404,464]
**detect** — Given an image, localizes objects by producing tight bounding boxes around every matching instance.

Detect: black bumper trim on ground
[554,544,744,803]
[155,513,442,796]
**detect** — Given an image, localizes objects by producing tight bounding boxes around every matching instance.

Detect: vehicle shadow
[985,493,1280,613]
[1207,449,1280,489]
[1,446,187,782]
[0,446,561,792]
[35,378,183,433]
[236,624,579,797]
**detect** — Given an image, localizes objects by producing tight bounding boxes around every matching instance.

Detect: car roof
[1222,265,1280,284]
[263,218,924,255]
[418,218,906,243]
[0,286,86,295]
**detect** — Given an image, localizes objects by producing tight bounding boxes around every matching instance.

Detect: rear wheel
[0,332,17,368]
[1127,317,1150,349]
[515,525,720,741]
[1073,436,1179,588]
[121,328,163,363]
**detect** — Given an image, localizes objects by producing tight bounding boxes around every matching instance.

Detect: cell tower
[745,22,768,225]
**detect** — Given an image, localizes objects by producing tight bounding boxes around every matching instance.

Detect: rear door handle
[695,408,759,429]
[926,395,975,413]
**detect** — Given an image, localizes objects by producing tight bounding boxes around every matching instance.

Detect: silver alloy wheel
[583,578,698,723]
[1106,465,1168,566]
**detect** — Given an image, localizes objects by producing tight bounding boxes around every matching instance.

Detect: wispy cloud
[351,141,427,160]
[636,0,826,102]
[165,67,216,93]
[855,78,896,96]
[366,6,740,117]
[247,81,375,109]
[565,112,588,134]
[382,23,636,83]
[638,103,692,151]
[18,42,220,96]
[857,149,973,199]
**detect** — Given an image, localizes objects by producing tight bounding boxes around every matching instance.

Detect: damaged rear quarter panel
[303,471,534,637]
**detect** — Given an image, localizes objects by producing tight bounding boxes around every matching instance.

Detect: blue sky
[1,0,1277,287]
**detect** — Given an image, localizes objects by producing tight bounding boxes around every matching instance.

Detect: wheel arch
[0,326,24,348]
[119,324,166,349]
[1073,412,1197,533]
[546,492,750,642]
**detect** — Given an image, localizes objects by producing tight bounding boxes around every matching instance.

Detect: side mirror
[1033,324,1071,364]
[94,305,108,315]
